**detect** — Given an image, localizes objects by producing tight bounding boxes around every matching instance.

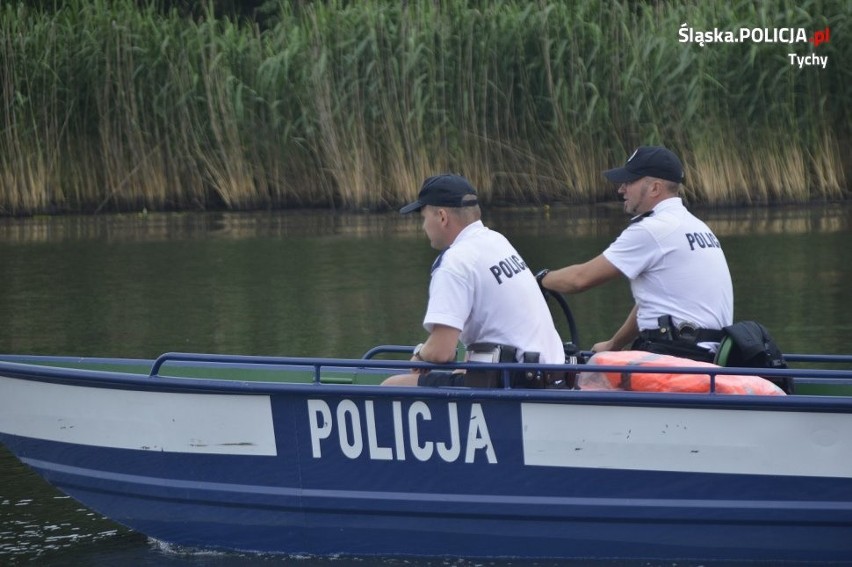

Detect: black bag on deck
[718,321,793,393]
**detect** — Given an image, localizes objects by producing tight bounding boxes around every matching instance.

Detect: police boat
[1,293,851,563]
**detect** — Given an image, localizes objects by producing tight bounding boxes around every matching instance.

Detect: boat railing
[783,353,852,364]
[149,349,852,392]
[360,346,852,366]
[360,345,415,359]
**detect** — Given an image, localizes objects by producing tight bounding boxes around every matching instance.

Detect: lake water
[1,203,850,566]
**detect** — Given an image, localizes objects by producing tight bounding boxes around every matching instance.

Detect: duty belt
[639,327,724,344]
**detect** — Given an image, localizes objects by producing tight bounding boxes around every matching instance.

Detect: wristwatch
[412,343,425,361]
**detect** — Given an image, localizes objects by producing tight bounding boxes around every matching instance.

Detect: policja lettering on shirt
[488,255,528,284]
[685,232,722,251]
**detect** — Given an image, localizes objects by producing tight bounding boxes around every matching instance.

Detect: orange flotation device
[577,350,785,395]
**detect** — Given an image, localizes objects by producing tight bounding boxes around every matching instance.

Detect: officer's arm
[419,324,461,363]
[592,304,640,352]
[542,254,621,294]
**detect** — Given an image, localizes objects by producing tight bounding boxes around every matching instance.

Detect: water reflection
[0,453,128,562]
[1,202,848,244]
[702,204,850,236]
[0,211,410,243]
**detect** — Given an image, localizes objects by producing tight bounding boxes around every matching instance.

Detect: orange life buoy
[577,350,785,395]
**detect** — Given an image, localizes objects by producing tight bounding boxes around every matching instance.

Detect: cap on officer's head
[400,174,478,214]
[603,146,684,184]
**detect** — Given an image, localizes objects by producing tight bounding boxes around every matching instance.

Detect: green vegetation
[1,0,848,215]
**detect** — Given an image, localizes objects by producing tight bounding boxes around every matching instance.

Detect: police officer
[382,174,564,387]
[538,146,733,362]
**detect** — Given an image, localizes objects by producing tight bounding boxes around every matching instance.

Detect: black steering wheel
[542,288,580,351]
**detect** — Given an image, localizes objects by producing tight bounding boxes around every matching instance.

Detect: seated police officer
[382,174,564,387]
[538,146,733,362]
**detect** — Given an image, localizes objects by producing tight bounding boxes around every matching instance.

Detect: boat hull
[1,357,852,561]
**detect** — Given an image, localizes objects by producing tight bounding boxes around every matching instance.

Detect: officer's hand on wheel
[591,340,614,353]
[534,268,550,290]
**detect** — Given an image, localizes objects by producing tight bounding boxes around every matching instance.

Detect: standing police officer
[383,174,564,387]
[538,146,733,362]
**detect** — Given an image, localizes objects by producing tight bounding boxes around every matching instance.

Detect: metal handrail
[361,346,852,366]
[784,353,852,364]
[149,350,852,391]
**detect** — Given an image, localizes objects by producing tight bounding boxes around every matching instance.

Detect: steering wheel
[542,288,580,351]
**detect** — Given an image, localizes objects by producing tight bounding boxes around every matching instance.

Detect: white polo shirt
[603,198,733,332]
[424,221,565,364]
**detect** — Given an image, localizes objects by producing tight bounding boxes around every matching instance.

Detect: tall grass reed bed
[1,0,848,215]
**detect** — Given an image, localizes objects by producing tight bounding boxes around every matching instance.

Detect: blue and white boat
[1,347,851,562]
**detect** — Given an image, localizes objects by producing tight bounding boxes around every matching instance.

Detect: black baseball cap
[603,146,684,184]
[400,174,478,214]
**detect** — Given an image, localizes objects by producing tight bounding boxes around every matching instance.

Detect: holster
[463,343,517,388]
[463,343,566,389]
[634,315,723,363]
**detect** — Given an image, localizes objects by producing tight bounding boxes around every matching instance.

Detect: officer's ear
[648,178,665,196]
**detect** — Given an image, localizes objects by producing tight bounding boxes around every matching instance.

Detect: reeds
[0,0,848,215]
